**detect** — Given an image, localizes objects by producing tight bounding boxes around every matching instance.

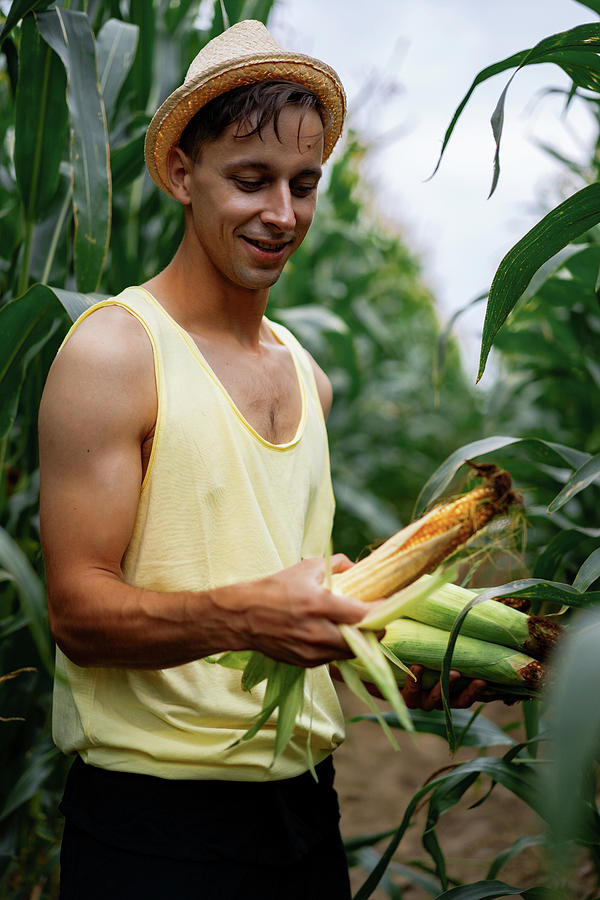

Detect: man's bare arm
[39,308,365,670]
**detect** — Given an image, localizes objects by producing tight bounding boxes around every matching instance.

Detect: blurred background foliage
[1,0,600,897]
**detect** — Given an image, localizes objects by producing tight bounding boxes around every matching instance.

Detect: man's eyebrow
[223,160,323,179]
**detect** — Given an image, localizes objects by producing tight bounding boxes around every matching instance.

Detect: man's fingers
[330,553,354,574]
[450,678,487,709]
[325,591,366,624]
[402,665,424,709]
[421,670,462,711]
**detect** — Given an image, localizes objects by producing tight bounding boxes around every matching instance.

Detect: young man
[39,20,482,899]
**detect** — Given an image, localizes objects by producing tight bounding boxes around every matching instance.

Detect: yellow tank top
[52,286,345,780]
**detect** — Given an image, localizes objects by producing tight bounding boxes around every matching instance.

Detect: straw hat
[145,20,346,197]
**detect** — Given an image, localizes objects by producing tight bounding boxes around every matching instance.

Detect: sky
[269,0,597,378]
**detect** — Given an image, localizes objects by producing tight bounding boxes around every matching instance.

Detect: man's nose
[260,183,296,232]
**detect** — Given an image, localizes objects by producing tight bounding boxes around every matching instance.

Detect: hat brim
[145,52,346,197]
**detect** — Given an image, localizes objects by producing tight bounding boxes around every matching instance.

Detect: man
[39,20,481,899]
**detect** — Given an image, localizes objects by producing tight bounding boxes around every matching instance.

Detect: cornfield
[1,1,600,898]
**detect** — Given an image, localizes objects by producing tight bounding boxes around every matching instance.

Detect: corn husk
[381,618,544,693]
[394,574,561,661]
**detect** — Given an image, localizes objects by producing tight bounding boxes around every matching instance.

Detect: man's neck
[142,239,269,348]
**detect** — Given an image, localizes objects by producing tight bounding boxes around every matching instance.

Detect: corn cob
[332,462,520,604]
[395,574,560,661]
[380,618,544,693]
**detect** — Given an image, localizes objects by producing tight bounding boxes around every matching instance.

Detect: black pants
[59,756,351,900]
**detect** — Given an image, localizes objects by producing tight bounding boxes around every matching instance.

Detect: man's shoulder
[61,299,154,374]
[40,298,157,439]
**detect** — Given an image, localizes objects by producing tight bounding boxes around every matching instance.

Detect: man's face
[181,105,324,292]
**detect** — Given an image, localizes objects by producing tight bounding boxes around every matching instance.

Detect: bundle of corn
[215,461,523,769]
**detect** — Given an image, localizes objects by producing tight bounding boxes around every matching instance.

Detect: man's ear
[166,146,193,204]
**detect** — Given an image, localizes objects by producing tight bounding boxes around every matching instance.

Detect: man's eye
[234,179,262,191]
[292,184,316,197]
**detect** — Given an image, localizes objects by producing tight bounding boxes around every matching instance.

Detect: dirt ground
[333,685,596,899]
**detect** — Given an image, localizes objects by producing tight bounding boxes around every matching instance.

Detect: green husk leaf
[380,642,414,679]
[340,624,413,732]
[272,665,305,758]
[204,650,251,670]
[359,566,454,631]
[241,650,272,692]
[336,660,400,751]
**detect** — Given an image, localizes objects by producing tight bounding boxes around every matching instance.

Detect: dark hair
[178,80,329,161]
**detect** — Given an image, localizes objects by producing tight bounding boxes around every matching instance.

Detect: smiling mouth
[241,236,290,253]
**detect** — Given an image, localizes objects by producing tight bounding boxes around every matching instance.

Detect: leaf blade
[14,14,69,223]
[37,8,111,293]
[479,183,600,380]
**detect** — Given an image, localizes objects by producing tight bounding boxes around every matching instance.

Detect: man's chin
[234,266,286,292]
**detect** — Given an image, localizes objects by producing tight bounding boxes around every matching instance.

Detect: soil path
[333,686,593,898]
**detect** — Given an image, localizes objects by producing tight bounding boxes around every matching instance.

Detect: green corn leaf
[0,283,69,437]
[164,0,199,33]
[111,127,148,190]
[0,283,97,439]
[354,755,543,900]
[430,50,527,181]
[96,18,138,124]
[432,24,600,186]
[573,546,600,591]
[547,450,600,513]
[240,0,276,22]
[0,0,49,46]
[52,287,99,321]
[486,833,547,881]
[37,8,111,293]
[343,827,397,854]
[574,0,600,16]
[0,527,52,674]
[14,13,68,224]
[127,0,155,112]
[533,530,588,580]
[474,577,600,608]
[434,884,562,900]
[353,708,515,748]
[0,742,59,822]
[478,184,600,380]
[543,609,600,873]
[414,436,589,517]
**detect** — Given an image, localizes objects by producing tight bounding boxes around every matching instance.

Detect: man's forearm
[48,557,366,670]
[49,571,253,668]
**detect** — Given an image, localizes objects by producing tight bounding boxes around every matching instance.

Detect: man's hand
[402,665,487,711]
[237,554,366,669]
